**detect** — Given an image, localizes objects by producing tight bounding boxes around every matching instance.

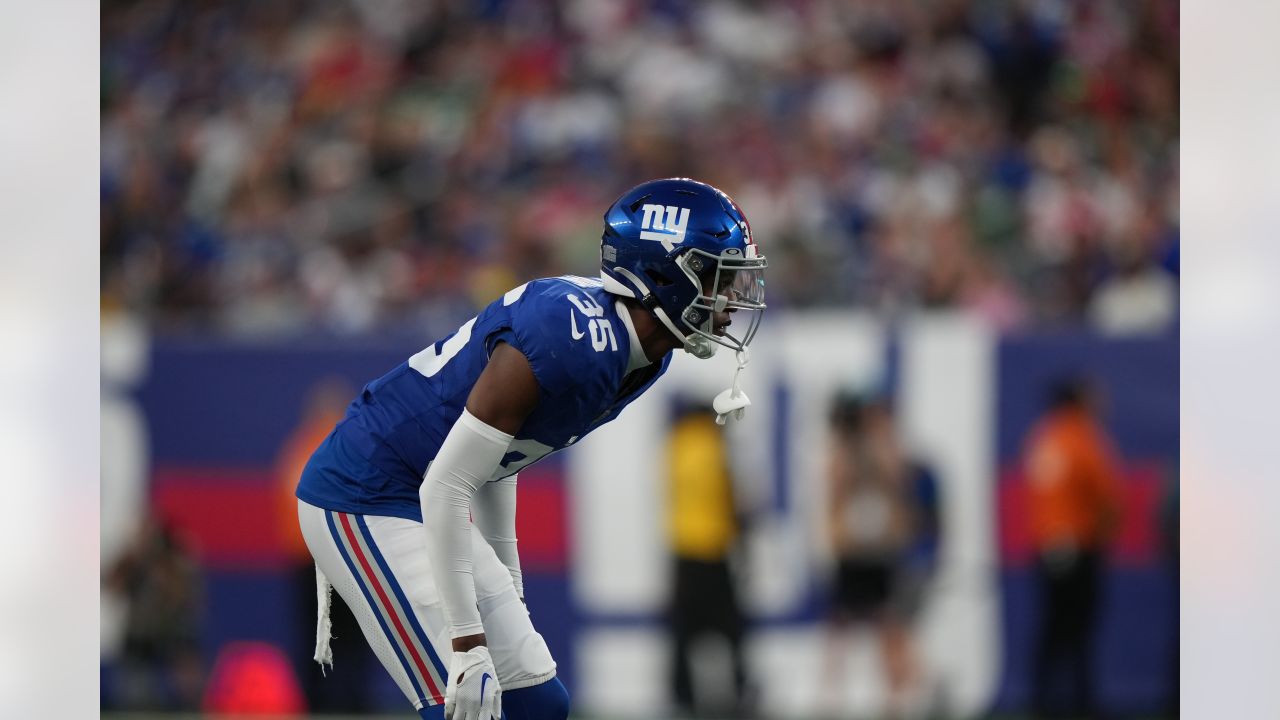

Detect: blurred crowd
[101,0,1179,338]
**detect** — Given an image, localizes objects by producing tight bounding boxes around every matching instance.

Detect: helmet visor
[713,261,766,309]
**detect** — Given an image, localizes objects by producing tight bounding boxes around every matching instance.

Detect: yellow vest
[666,416,737,560]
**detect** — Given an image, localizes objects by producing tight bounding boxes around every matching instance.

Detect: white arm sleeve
[420,409,514,638]
[473,474,523,599]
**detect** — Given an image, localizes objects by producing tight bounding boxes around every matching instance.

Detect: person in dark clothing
[665,403,752,718]
[104,516,205,711]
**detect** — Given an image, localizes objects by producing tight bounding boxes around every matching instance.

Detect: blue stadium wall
[125,328,1177,716]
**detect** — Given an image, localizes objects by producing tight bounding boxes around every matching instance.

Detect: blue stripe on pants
[325,510,428,702]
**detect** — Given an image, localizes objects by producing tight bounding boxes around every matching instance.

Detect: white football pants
[297,499,557,712]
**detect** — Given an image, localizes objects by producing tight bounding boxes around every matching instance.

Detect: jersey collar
[614,299,651,374]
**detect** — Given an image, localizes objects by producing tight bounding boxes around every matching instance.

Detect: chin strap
[647,301,717,360]
[713,349,752,425]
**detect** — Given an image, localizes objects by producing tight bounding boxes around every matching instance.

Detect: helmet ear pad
[643,268,675,288]
[653,250,723,337]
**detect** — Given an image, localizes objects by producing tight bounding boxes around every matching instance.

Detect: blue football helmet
[600,178,767,358]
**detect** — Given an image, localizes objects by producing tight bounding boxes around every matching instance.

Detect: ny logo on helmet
[639,204,691,251]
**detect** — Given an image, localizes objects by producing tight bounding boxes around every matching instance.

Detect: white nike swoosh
[570,311,585,340]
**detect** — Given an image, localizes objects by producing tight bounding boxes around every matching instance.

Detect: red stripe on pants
[338,513,443,703]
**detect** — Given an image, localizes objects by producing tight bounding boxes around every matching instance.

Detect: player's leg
[357,511,568,719]
[501,676,571,720]
[301,497,568,720]
[470,523,569,719]
[297,500,449,719]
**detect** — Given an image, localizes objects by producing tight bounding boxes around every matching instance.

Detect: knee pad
[480,592,557,689]
[502,676,570,720]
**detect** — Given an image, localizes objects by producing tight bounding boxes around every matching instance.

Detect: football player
[295,178,766,720]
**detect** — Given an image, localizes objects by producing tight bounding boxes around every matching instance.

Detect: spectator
[101,0,1179,335]
[822,391,941,719]
[1088,236,1178,335]
[1023,377,1122,719]
[103,516,205,711]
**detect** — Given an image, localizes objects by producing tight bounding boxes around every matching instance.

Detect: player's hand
[444,646,502,720]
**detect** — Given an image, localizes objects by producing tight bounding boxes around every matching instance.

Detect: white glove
[444,646,502,720]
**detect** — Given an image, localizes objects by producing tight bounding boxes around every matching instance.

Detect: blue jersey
[296,276,671,522]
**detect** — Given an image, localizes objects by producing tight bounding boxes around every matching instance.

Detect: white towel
[313,563,334,674]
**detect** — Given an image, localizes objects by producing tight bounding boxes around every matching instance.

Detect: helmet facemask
[673,247,767,359]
